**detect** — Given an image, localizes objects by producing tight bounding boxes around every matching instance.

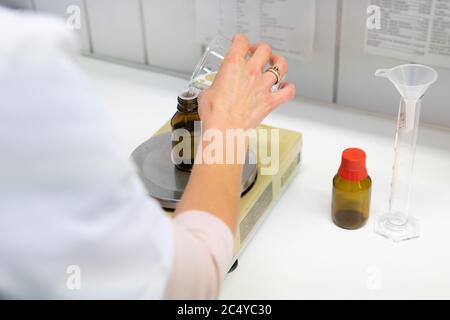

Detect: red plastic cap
[338,148,368,181]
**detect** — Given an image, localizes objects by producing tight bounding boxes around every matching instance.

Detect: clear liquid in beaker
[189,34,231,93]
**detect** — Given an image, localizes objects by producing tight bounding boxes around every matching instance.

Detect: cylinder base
[375,212,419,242]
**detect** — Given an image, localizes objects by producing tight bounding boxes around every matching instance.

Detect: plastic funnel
[375,64,438,100]
[375,64,438,132]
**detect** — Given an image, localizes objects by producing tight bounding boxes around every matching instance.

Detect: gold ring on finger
[265,65,281,85]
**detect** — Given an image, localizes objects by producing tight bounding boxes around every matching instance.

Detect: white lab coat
[0,7,174,299]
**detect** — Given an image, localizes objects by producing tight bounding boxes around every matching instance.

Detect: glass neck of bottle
[177,104,197,112]
[177,91,198,112]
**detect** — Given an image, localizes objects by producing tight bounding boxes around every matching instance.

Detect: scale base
[375,212,419,242]
[228,260,238,273]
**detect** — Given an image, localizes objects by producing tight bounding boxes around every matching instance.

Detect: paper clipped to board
[195,0,316,61]
[365,0,450,69]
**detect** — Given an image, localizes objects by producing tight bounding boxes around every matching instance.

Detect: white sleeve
[0,8,174,299]
[0,8,235,300]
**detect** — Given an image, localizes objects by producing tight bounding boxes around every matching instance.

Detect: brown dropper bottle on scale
[170,90,201,172]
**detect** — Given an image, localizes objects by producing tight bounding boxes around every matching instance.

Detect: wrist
[197,122,249,168]
[203,118,238,132]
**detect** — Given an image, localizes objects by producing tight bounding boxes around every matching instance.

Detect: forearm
[164,211,234,299]
[175,130,244,234]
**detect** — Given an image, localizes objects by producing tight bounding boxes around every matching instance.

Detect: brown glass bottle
[171,90,201,172]
[332,148,372,230]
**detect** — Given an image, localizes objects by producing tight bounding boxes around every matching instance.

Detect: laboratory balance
[131,121,302,265]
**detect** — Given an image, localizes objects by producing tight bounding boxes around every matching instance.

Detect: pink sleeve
[164,211,234,299]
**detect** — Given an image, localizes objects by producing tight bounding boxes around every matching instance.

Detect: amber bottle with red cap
[332,148,372,230]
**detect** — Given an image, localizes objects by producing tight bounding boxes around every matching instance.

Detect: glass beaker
[374,64,438,242]
[189,34,232,93]
[189,33,281,93]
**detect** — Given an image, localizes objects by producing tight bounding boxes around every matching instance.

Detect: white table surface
[78,57,450,299]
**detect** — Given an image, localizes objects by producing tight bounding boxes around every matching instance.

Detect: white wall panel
[0,0,33,10]
[34,0,91,53]
[141,0,202,74]
[286,0,338,102]
[338,0,450,127]
[140,0,338,102]
[86,0,146,63]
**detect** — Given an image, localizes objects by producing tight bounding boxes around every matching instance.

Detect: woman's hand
[199,34,296,131]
